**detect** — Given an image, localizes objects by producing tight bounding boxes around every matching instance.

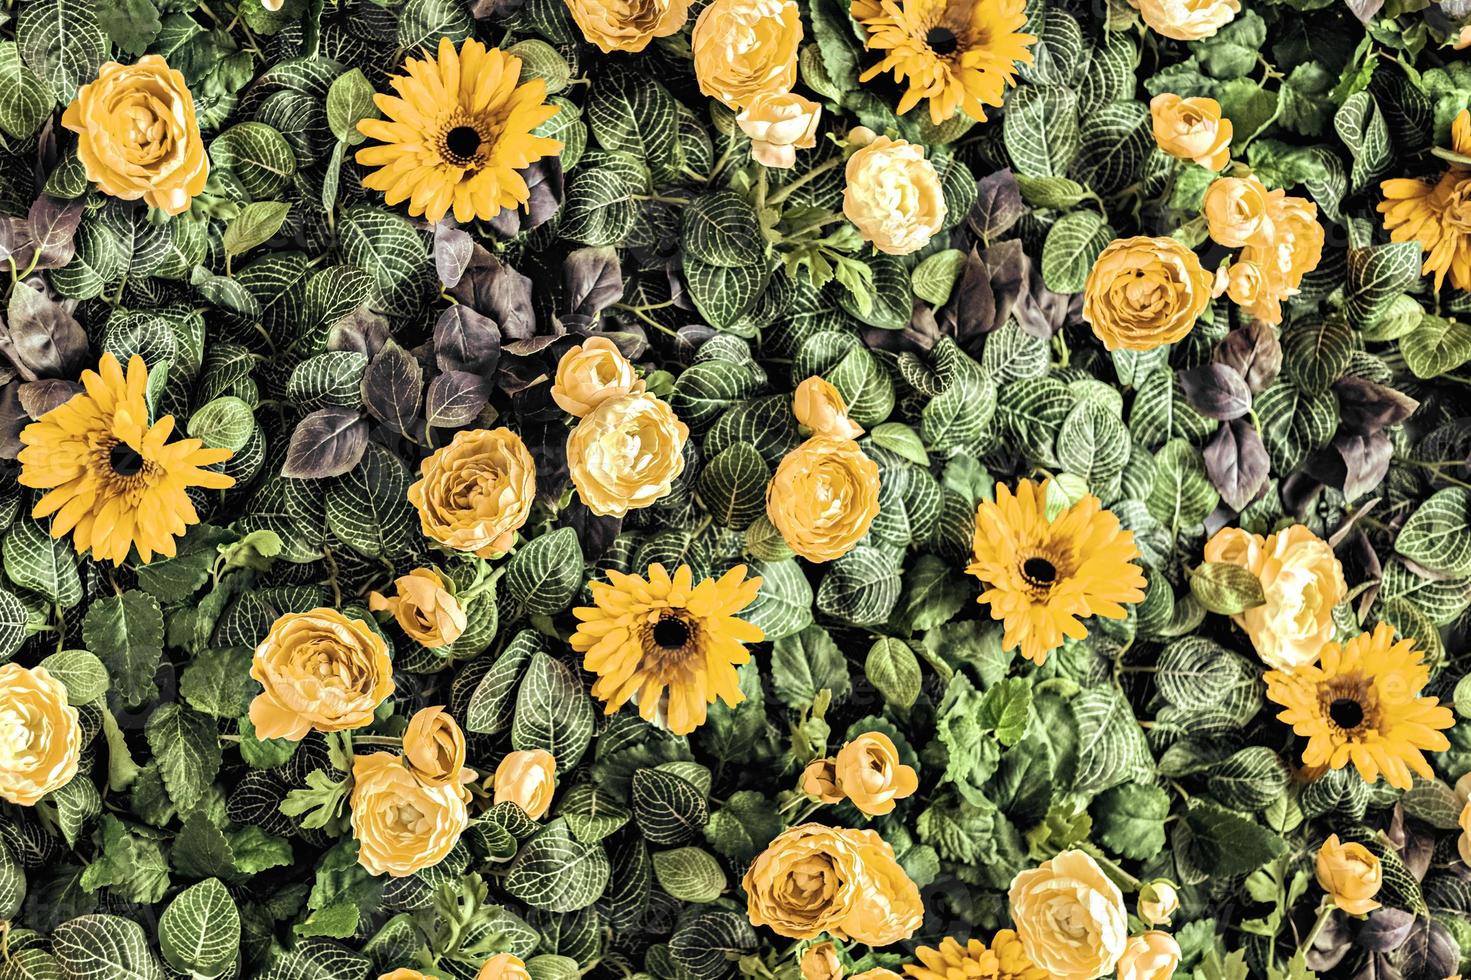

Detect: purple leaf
[434,305,502,376]
[563,247,625,323]
[327,308,391,359]
[1180,363,1252,420]
[1204,418,1269,512]
[282,408,369,479]
[24,197,83,271]
[16,379,81,418]
[1214,322,1282,394]
[1335,431,1393,501]
[1358,908,1416,953]
[433,224,474,289]
[1334,375,1418,435]
[969,168,1026,242]
[1,279,90,379]
[425,370,492,428]
[361,342,424,436]
[0,382,26,458]
[451,244,536,339]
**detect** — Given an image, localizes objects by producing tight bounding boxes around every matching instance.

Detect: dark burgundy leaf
[1015,258,1075,340]
[969,168,1026,242]
[502,336,561,356]
[433,224,474,289]
[0,218,24,265]
[943,247,995,354]
[434,305,502,375]
[983,240,1028,332]
[327,308,390,358]
[362,342,424,436]
[1391,919,1456,979]
[451,244,536,339]
[1,279,89,379]
[1214,321,1282,394]
[0,382,26,459]
[1334,376,1418,434]
[1204,418,1269,511]
[560,498,622,562]
[1346,0,1384,22]
[24,197,83,271]
[563,246,625,322]
[1360,909,1417,953]
[1336,431,1393,501]
[1180,363,1252,420]
[282,408,369,479]
[425,370,492,428]
[16,379,80,419]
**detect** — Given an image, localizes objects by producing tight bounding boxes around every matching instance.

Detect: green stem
[766,158,842,207]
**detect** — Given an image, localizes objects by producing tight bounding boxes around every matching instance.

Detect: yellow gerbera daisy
[966,479,1146,666]
[853,0,1035,125]
[356,37,563,225]
[17,353,234,565]
[905,931,1048,980]
[571,563,763,736]
[1378,109,1471,291]
[1265,623,1455,791]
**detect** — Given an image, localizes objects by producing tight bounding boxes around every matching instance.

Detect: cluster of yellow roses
[800,731,918,814]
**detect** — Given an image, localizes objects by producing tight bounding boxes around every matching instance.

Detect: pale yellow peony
[564,0,690,53]
[1116,932,1182,980]
[842,136,947,256]
[492,748,557,819]
[1132,0,1240,40]
[1008,849,1128,980]
[408,427,536,557]
[1150,94,1232,171]
[551,336,645,417]
[691,0,802,109]
[350,752,469,877]
[567,392,689,517]
[0,664,81,806]
[738,92,822,169]
[767,437,880,562]
[248,609,394,741]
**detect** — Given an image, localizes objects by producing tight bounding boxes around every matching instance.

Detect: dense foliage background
[1,0,1471,977]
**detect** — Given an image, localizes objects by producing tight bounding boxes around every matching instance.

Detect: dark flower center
[109,442,145,477]
[926,26,959,56]
[445,126,482,160]
[653,616,691,650]
[1329,697,1365,730]
[1022,556,1058,586]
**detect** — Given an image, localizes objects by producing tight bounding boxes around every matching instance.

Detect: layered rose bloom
[408,427,536,557]
[738,92,822,169]
[1117,932,1182,980]
[793,376,864,440]
[62,56,208,215]
[1009,849,1128,980]
[0,664,81,805]
[249,609,394,741]
[1150,94,1232,171]
[402,706,475,790]
[1132,0,1240,40]
[842,135,946,256]
[833,731,918,816]
[1082,236,1212,351]
[350,752,469,877]
[567,392,689,517]
[767,437,880,562]
[476,954,531,980]
[1316,834,1382,915]
[369,568,466,648]
[1204,175,1272,248]
[551,337,645,417]
[565,0,690,53]
[691,0,802,109]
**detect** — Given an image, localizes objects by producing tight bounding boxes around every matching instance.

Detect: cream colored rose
[843,136,947,256]
[567,392,689,517]
[1132,0,1240,40]
[1150,94,1232,171]
[1137,881,1180,928]
[61,56,209,215]
[408,427,536,557]
[1203,526,1265,573]
[493,749,557,819]
[369,568,467,648]
[1117,932,1181,980]
[800,941,842,980]
[249,609,394,741]
[793,376,863,440]
[350,752,469,877]
[565,0,690,53]
[691,0,801,109]
[1009,849,1128,980]
[1204,176,1272,248]
[0,664,81,806]
[738,92,821,169]
[551,336,645,417]
[1237,525,1346,671]
[402,706,475,790]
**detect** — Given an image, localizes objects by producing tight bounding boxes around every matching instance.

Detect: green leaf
[1092,783,1170,860]
[512,652,595,768]
[38,649,109,704]
[209,122,297,200]
[179,647,256,717]
[698,444,769,529]
[978,677,1033,747]
[15,0,106,103]
[81,590,164,707]
[1190,562,1266,615]
[222,202,291,258]
[1183,800,1289,875]
[1072,686,1153,795]
[1401,315,1471,379]
[911,249,967,306]
[771,625,852,708]
[865,637,922,711]
[1041,210,1113,293]
[651,847,726,904]
[1345,241,1421,330]
[507,527,584,615]
[1004,84,1079,177]
[188,396,256,452]
[632,768,708,845]
[339,206,433,318]
[0,41,55,138]
[683,191,764,268]
[1147,439,1219,530]
[158,878,240,979]
[4,518,82,608]
[144,704,223,812]
[52,914,164,980]
[1396,487,1471,577]
[326,68,376,145]
[504,819,611,912]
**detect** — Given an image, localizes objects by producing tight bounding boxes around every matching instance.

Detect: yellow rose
[1316,834,1382,915]
[850,972,903,980]
[551,336,645,417]
[1204,176,1271,248]
[493,748,557,819]
[402,706,475,790]
[1117,932,1182,980]
[738,92,822,169]
[408,427,536,557]
[1203,526,1265,574]
[1132,0,1241,40]
[249,609,394,742]
[691,0,801,109]
[1224,260,1265,309]
[793,376,863,440]
[1137,881,1180,928]
[743,824,921,945]
[801,757,844,803]
[800,941,843,980]
[1009,849,1128,980]
[350,752,469,877]
[1457,773,1471,866]
[379,971,429,980]
[477,954,531,980]
[369,568,467,648]
[767,438,880,563]
[567,392,689,517]
[1149,95,1232,171]
[565,0,690,53]
[842,136,947,256]
[1082,236,1212,352]
[61,56,208,215]
[0,664,81,806]
[1234,192,1323,325]
[833,731,918,816]
[1236,525,1346,672]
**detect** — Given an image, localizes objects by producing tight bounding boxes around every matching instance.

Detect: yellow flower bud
[738,92,822,169]
[1150,94,1232,171]
[833,731,918,816]
[493,748,557,819]
[369,568,467,648]
[1137,881,1180,928]
[793,376,863,440]
[1316,834,1382,915]
[551,336,645,417]
[402,706,475,790]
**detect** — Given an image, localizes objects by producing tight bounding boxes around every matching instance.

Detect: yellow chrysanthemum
[1265,623,1455,791]
[571,564,763,736]
[853,0,1035,125]
[1379,109,1471,292]
[966,480,1146,666]
[905,932,1048,980]
[18,353,234,565]
[356,37,562,224]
